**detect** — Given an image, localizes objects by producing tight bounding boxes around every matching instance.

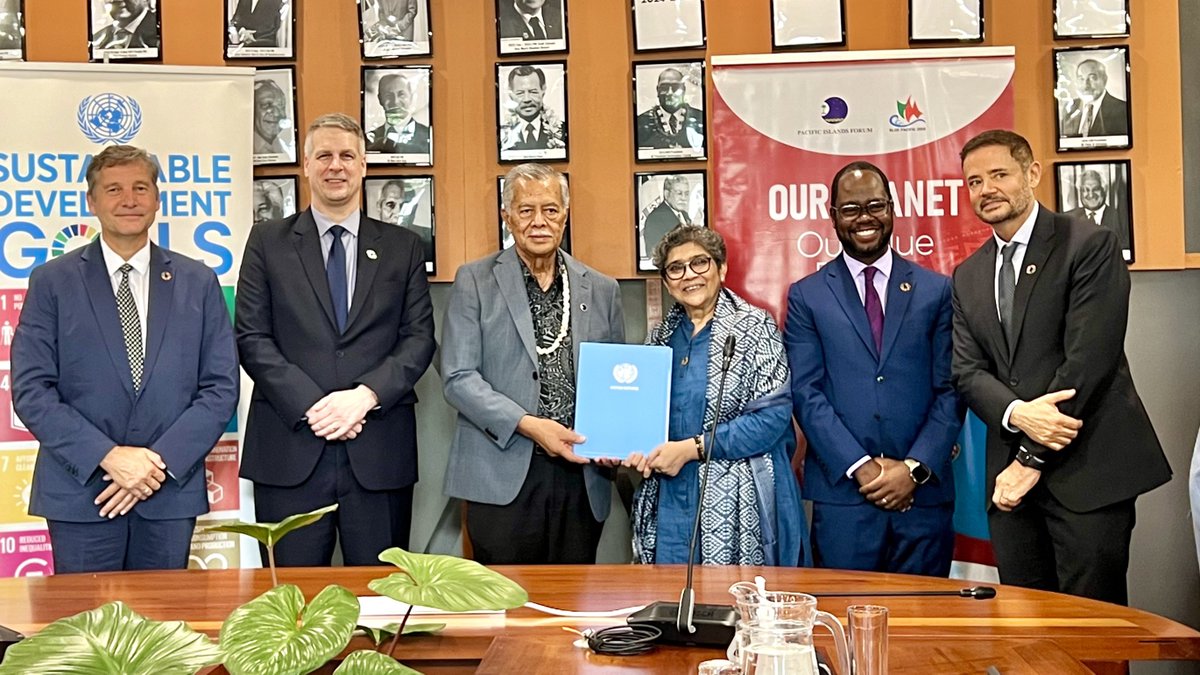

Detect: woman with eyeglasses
[624,225,807,566]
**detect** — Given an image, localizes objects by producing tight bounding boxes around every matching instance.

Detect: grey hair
[303,112,366,157]
[661,174,690,194]
[652,225,727,274]
[501,163,570,211]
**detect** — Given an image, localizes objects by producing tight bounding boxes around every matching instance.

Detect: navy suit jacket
[12,241,238,522]
[785,253,961,506]
[236,209,436,491]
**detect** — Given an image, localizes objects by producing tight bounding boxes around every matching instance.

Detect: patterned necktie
[1086,210,1098,224]
[327,225,348,333]
[529,16,547,40]
[1081,103,1095,137]
[998,243,1018,337]
[116,263,143,392]
[863,266,884,353]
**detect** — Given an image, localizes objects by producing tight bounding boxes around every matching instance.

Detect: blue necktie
[327,225,348,333]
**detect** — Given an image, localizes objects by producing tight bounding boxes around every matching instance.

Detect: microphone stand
[628,335,740,647]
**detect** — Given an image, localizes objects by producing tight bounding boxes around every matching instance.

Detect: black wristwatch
[903,459,931,485]
[1014,446,1047,469]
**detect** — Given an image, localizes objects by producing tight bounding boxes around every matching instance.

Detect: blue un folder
[573,342,672,460]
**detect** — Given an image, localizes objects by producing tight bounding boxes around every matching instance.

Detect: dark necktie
[863,266,884,353]
[998,243,1018,338]
[529,16,547,40]
[1081,104,1095,137]
[327,225,348,333]
[116,263,143,391]
[1086,210,1099,225]
[523,124,534,145]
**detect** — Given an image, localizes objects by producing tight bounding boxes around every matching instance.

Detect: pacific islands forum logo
[821,97,848,125]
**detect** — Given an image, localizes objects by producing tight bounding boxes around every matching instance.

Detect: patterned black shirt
[520,254,575,428]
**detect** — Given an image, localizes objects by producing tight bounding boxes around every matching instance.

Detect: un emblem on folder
[612,363,639,385]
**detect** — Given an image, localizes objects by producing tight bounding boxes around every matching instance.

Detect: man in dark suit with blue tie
[12,145,239,573]
[237,113,436,566]
[785,161,961,575]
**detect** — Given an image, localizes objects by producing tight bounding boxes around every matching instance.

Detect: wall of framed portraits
[13,0,1189,278]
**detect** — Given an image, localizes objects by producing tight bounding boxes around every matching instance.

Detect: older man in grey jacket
[441,163,625,564]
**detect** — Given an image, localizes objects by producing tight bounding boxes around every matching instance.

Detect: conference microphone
[809,586,997,600]
[627,334,740,648]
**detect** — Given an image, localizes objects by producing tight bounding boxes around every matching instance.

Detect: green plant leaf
[356,623,445,645]
[205,503,338,548]
[219,583,359,675]
[0,601,221,674]
[333,649,422,674]
[369,548,528,612]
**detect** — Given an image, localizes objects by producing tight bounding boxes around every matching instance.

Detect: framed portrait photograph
[496,0,568,56]
[1053,46,1131,151]
[1055,161,1133,263]
[225,0,294,59]
[362,65,433,166]
[497,61,568,163]
[772,0,845,49]
[364,176,436,274]
[0,0,26,62]
[359,0,432,59]
[633,60,706,162]
[497,175,572,254]
[88,0,161,62]
[635,170,707,272]
[632,0,705,52]
[253,176,299,226]
[253,67,299,166]
[909,0,983,43]
[1053,0,1129,39]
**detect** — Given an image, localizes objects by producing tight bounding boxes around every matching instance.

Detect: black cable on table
[582,624,662,656]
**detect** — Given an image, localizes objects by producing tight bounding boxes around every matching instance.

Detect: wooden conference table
[1,565,1197,673]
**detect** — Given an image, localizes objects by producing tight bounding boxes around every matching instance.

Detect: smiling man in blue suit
[785,161,961,576]
[11,145,239,574]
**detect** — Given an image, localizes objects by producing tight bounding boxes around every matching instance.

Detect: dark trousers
[253,442,414,566]
[466,451,604,564]
[811,502,954,576]
[46,513,196,574]
[988,483,1135,605]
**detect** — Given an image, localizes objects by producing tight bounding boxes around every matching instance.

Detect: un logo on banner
[77,93,143,145]
[612,363,639,385]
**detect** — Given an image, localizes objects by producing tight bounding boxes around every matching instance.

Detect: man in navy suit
[785,161,961,575]
[237,113,435,566]
[12,145,238,573]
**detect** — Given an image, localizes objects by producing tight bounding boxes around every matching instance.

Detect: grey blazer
[441,248,626,521]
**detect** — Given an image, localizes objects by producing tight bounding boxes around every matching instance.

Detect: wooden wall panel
[20,0,1185,279]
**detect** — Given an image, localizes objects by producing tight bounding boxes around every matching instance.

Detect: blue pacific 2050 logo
[77,93,143,144]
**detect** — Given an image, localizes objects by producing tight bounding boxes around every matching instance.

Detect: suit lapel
[293,210,338,333]
[495,248,538,364]
[825,255,878,359]
[879,256,913,366]
[345,214,382,332]
[78,241,136,399]
[565,253,591,367]
[1006,207,1056,362]
[139,245,173,393]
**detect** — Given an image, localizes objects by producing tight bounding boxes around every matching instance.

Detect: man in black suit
[1064,169,1130,252]
[952,129,1170,604]
[236,113,436,566]
[498,0,563,41]
[92,0,158,50]
[500,65,565,153]
[366,73,431,155]
[1060,59,1128,138]
[228,0,283,48]
[641,175,692,256]
[636,68,705,151]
